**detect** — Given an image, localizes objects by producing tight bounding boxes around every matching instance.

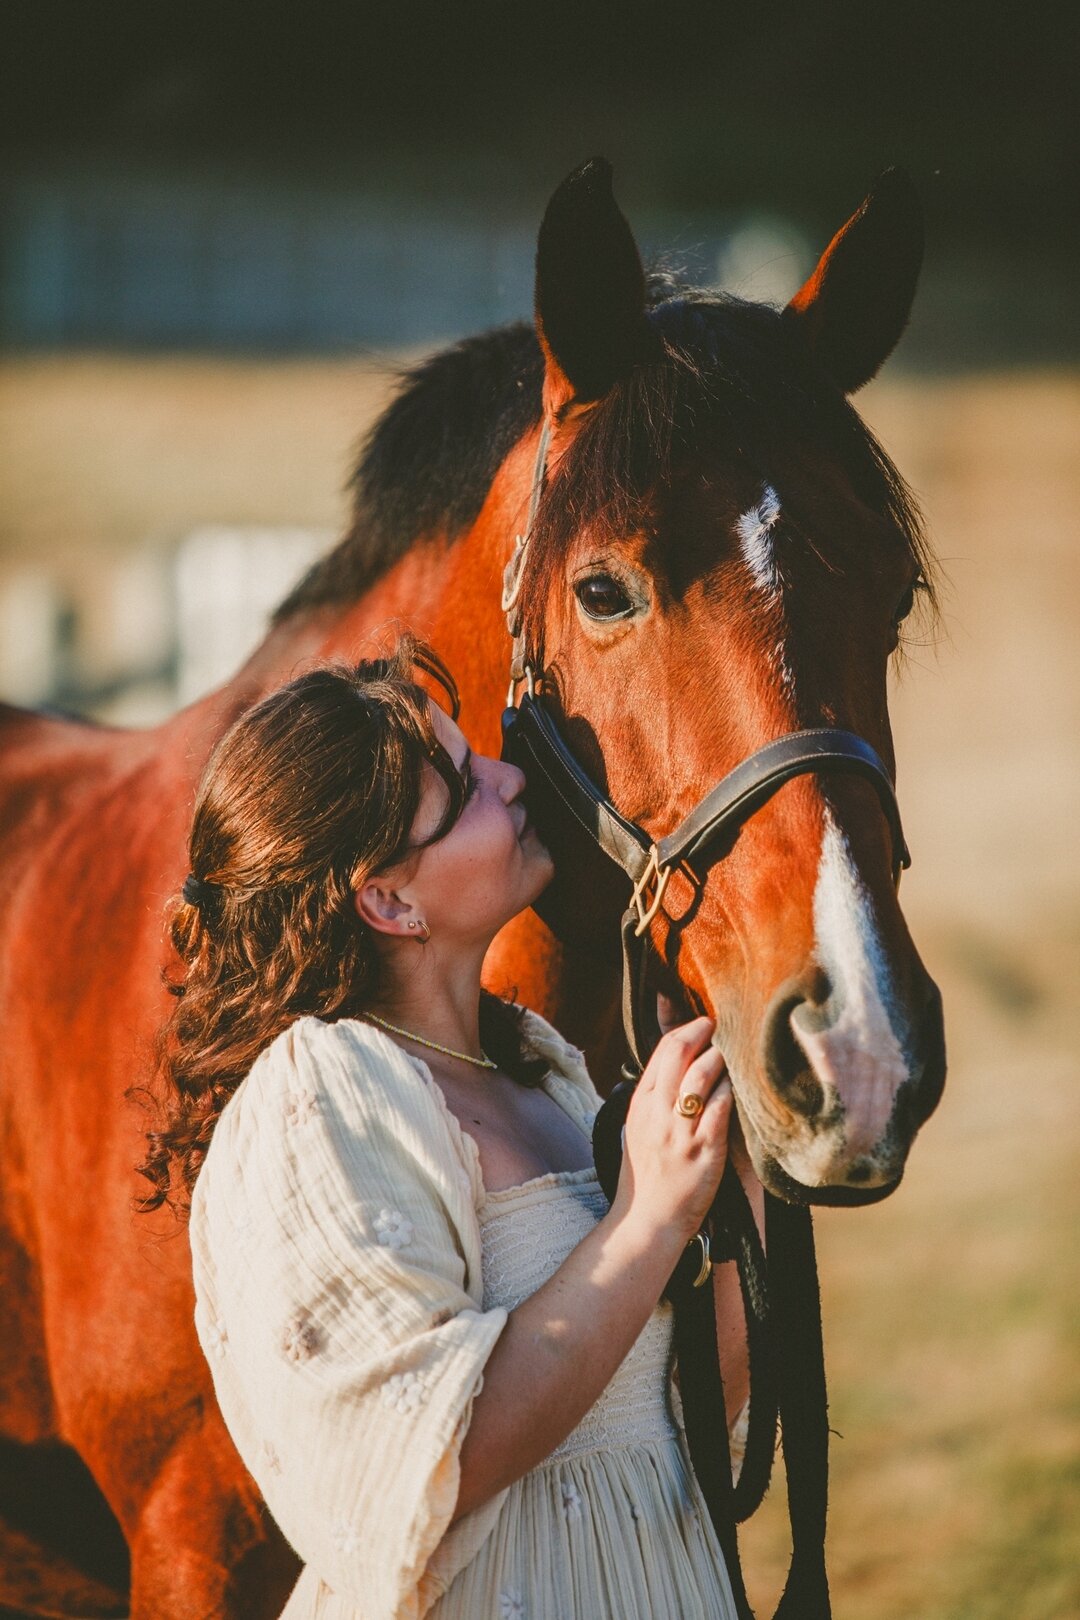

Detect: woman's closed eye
[458,747,479,803]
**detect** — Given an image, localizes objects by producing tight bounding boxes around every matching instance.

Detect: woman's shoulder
[204,1013,478,1199]
[192,1012,487,1290]
[243,1012,429,1108]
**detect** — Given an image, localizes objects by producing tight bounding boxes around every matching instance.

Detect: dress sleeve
[188,1015,510,1620]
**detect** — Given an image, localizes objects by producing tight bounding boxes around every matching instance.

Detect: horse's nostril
[762,979,828,1119]
[805,964,833,1010]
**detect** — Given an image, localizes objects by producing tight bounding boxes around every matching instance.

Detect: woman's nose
[496,759,527,804]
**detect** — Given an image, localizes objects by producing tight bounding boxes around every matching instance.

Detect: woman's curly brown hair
[132,634,546,1220]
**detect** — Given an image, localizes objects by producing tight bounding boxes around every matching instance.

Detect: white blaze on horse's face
[781,808,909,1184]
[736,483,782,596]
[735,482,797,703]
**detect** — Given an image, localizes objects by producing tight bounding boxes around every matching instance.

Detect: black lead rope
[596,924,832,1618]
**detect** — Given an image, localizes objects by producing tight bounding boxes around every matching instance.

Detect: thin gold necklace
[364,1012,497,1070]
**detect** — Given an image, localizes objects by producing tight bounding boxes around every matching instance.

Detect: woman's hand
[609,1012,733,1246]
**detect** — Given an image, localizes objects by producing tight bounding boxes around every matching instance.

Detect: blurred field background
[2,3,1077,1617]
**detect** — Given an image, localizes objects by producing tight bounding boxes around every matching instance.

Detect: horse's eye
[892,581,917,626]
[575,575,635,620]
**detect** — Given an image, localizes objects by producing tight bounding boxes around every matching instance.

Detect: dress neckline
[334,1015,600,1210]
[481,1163,601,1207]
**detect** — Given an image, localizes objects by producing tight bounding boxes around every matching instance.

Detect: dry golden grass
[1,355,1077,1618]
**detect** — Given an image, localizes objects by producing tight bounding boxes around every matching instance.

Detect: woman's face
[358,703,554,949]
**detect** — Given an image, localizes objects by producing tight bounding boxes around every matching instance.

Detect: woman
[137,636,747,1620]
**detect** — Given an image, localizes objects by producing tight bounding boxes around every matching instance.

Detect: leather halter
[499,418,911,1072]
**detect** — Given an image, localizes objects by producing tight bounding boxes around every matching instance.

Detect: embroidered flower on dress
[262,1439,283,1476]
[560,1480,583,1522]
[284,1088,319,1128]
[380,1370,428,1414]
[331,1519,362,1558]
[281,1311,321,1362]
[498,1591,525,1619]
[373,1207,414,1250]
[204,1318,228,1358]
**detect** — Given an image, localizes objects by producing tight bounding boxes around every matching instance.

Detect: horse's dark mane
[271,269,931,632]
[270,322,545,625]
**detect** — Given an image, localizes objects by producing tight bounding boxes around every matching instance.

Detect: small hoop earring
[414,920,430,941]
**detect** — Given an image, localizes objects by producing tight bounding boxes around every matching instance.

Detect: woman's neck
[367,939,490,1067]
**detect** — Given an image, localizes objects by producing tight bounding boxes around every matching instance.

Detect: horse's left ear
[535,157,654,418]
[784,168,924,393]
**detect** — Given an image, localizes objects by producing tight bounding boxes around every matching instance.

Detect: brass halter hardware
[688,1228,713,1288]
[630,845,673,938]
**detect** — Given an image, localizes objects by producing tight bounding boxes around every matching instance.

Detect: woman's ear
[354,880,417,939]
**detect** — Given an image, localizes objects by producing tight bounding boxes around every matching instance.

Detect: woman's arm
[655,993,764,1432]
[451,1197,685,1524]
[453,1012,734,1524]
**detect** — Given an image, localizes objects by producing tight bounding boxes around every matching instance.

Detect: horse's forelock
[518,293,934,669]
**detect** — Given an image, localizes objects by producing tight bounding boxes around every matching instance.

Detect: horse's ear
[784,168,924,393]
[535,157,652,417]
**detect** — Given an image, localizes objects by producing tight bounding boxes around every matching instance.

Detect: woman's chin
[521,841,556,903]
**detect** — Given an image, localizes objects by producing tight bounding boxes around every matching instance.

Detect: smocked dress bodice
[427,1168,740,1620]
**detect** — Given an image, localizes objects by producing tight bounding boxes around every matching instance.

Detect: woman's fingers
[674,1044,729,1121]
[641,1016,715,1095]
[699,1075,734,1133]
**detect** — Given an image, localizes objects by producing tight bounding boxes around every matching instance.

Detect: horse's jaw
[734,1089,907,1207]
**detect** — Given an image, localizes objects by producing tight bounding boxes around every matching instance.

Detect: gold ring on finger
[674,1091,705,1118]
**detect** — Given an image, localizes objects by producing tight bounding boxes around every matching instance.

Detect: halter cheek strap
[502,418,552,689]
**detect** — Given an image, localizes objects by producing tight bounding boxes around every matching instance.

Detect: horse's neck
[183,536,479,739]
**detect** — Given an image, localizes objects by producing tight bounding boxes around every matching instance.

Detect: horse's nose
[761,970,832,1120]
[762,968,947,1134]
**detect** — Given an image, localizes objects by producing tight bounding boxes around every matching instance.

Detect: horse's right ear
[535,157,653,419]
[783,168,924,393]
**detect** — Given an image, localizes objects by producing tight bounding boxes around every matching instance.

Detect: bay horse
[0,158,944,1617]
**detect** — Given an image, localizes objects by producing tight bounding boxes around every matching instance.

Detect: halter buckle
[505,663,537,709]
[631,845,672,937]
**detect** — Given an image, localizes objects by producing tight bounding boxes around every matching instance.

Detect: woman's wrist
[600,1198,693,1281]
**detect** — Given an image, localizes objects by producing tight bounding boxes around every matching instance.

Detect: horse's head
[511,159,945,1203]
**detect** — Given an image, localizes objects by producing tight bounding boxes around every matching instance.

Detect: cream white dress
[188,1007,742,1620]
